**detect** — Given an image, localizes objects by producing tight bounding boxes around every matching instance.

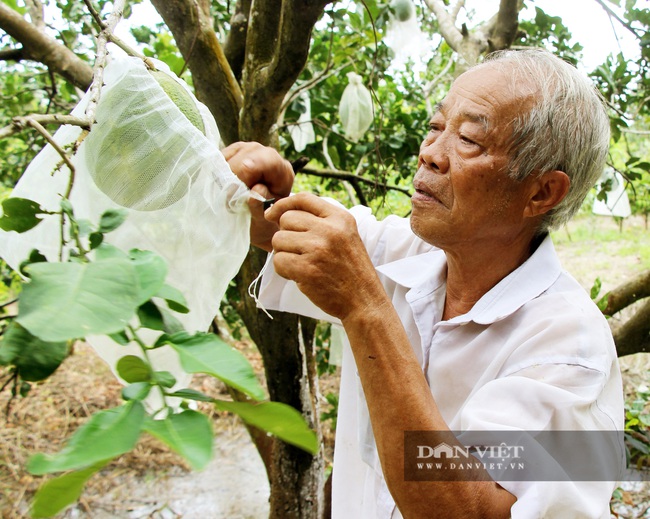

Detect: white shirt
[258,205,624,519]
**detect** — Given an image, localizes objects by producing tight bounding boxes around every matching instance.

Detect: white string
[248,251,275,319]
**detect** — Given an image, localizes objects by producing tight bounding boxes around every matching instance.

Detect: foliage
[624,384,650,470]
[0,188,317,517]
[1,0,650,515]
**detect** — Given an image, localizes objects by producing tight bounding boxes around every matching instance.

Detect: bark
[487,0,522,52]
[613,298,650,357]
[239,0,331,143]
[150,0,243,146]
[0,2,93,90]
[599,269,650,317]
[423,0,521,66]
[234,246,324,519]
[597,269,650,357]
[155,2,330,516]
[223,0,252,81]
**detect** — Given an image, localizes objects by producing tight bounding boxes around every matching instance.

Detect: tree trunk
[234,247,324,519]
[153,2,330,516]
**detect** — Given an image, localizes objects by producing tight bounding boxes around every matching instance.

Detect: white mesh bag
[338,72,373,143]
[0,56,253,407]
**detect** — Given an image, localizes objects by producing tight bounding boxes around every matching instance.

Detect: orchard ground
[0,213,648,518]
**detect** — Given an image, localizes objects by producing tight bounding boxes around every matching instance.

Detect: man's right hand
[223,141,295,251]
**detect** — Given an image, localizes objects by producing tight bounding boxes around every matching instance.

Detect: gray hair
[477,49,610,233]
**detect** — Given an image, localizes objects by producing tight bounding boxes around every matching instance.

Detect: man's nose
[418,134,449,174]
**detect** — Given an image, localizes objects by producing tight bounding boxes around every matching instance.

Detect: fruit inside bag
[0,56,253,409]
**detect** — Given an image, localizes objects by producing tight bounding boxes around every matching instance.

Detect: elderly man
[224,49,623,518]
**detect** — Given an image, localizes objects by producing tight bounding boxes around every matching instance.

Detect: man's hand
[265,192,386,321]
[223,141,295,251]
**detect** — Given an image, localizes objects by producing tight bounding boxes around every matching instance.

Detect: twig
[0,114,90,140]
[299,166,412,197]
[25,118,76,175]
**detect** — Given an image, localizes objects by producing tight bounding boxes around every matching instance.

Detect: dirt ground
[1,214,648,518]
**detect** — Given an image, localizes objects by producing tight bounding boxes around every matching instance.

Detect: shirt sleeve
[457,362,624,519]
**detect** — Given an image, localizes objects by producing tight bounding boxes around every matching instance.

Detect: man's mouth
[412,179,445,207]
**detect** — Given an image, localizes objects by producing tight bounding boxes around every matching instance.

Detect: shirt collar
[375,234,563,325]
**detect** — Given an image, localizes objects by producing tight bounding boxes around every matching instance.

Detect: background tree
[0,1,648,517]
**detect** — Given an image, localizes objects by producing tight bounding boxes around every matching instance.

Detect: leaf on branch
[159,331,266,401]
[215,400,319,455]
[156,283,190,313]
[17,259,141,341]
[116,355,151,383]
[0,322,69,382]
[0,197,46,233]
[98,208,128,233]
[121,382,152,402]
[27,401,145,475]
[30,460,111,519]
[143,410,213,471]
[168,388,215,403]
[128,249,168,305]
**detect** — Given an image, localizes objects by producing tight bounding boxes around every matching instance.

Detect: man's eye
[460,135,478,146]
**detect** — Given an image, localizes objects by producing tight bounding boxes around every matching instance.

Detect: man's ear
[524,170,571,218]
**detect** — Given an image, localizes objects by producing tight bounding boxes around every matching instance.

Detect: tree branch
[599,270,650,317]
[299,166,412,198]
[0,2,93,90]
[592,0,645,39]
[0,46,25,61]
[613,298,650,357]
[239,0,331,144]
[487,0,521,52]
[223,0,251,81]
[0,114,90,140]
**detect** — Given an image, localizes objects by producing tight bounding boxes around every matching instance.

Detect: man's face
[410,63,538,250]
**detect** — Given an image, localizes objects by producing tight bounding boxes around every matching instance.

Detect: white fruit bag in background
[288,91,316,152]
[338,72,373,143]
[0,56,253,409]
[385,0,428,66]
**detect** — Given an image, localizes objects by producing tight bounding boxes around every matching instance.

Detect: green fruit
[391,0,414,22]
[149,68,205,134]
[85,66,206,211]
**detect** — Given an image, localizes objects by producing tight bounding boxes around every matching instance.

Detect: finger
[276,209,323,233]
[248,183,273,215]
[271,230,311,255]
[265,192,338,225]
[224,141,294,197]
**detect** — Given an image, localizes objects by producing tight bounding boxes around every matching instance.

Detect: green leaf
[137,300,166,331]
[122,382,152,401]
[30,460,111,518]
[116,355,151,383]
[168,388,215,403]
[88,231,103,250]
[93,243,128,261]
[162,332,265,401]
[0,197,44,233]
[27,401,145,475]
[215,400,318,455]
[0,322,69,381]
[143,410,213,470]
[589,277,602,300]
[17,259,141,342]
[59,198,74,217]
[156,283,190,313]
[98,208,128,233]
[152,370,176,388]
[129,250,167,305]
[108,330,130,345]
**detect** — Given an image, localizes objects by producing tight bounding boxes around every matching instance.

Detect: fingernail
[242,158,255,169]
